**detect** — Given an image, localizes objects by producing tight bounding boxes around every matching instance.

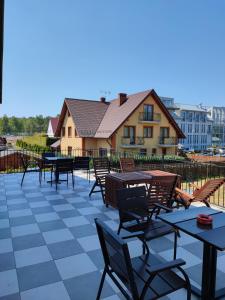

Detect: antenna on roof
[100,90,111,98]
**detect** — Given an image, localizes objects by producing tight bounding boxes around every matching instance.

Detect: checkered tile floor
[1,171,225,300]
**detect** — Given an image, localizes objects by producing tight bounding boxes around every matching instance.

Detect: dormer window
[68,126,72,137]
[62,127,65,137]
[143,105,153,121]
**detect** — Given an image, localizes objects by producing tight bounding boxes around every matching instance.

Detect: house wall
[60,95,179,156]
[114,94,178,155]
[47,122,54,138]
[60,111,83,154]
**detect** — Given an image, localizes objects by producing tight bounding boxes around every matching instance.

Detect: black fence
[0,148,225,207]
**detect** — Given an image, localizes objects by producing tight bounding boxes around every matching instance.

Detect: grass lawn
[22,134,47,147]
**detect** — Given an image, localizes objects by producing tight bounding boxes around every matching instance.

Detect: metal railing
[159,137,178,145]
[139,112,161,122]
[0,148,225,208]
[121,136,144,146]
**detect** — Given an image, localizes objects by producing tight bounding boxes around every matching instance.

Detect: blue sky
[2,0,225,117]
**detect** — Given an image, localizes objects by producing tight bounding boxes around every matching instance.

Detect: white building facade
[207,106,225,147]
[161,97,213,151]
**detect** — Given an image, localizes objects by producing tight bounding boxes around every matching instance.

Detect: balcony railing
[121,136,144,146]
[159,137,178,146]
[139,112,161,122]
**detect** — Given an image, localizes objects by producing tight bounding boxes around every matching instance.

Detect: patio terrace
[0,171,225,300]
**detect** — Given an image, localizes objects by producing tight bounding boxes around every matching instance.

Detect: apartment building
[207,106,225,146]
[161,97,212,151]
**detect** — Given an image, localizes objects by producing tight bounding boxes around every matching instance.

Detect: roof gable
[95,89,185,138]
[50,117,59,134]
[55,90,185,139]
[55,98,109,137]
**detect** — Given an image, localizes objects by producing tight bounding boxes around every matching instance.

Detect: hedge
[16,139,50,153]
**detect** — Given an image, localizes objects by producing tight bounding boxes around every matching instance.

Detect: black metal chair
[89,157,110,203]
[21,155,42,186]
[117,186,178,259]
[53,158,74,190]
[95,218,191,300]
[41,152,55,180]
[73,156,90,182]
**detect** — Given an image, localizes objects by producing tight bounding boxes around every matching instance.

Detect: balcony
[138,112,161,123]
[158,136,178,147]
[121,136,144,148]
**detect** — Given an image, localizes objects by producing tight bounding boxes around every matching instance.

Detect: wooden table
[158,206,225,300]
[45,157,73,184]
[105,170,179,208]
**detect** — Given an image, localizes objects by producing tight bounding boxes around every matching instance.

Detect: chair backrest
[193,178,225,202]
[93,157,110,178]
[74,156,90,170]
[147,176,178,209]
[42,152,55,160]
[21,155,28,169]
[95,218,139,298]
[120,158,135,173]
[55,158,74,173]
[117,186,148,223]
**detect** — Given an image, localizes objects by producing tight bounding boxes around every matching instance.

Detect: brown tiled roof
[50,117,59,134]
[55,98,109,137]
[95,89,185,138]
[55,90,185,139]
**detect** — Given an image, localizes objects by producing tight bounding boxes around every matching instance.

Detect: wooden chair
[95,218,191,300]
[73,156,90,182]
[41,152,55,180]
[146,176,179,210]
[21,155,42,186]
[89,157,110,203]
[116,186,178,259]
[120,157,136,172]
[175,178,225,208]
[53,158,74,190]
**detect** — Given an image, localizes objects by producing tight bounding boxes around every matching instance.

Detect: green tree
[0,115,10,134]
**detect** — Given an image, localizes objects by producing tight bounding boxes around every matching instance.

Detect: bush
[16,139,50,153]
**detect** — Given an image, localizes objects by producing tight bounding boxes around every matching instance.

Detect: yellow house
[55,89,185,156]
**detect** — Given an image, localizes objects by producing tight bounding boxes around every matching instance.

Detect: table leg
[201,243,217,300]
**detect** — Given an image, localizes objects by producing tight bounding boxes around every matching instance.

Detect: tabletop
[45,157,73,161]
[158,206,225,250]
[107,170,178,183]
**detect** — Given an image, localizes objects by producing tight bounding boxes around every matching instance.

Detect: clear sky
[2,0,225,117]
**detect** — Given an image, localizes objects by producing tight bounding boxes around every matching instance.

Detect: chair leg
[142,240,150,256]
[51,171,53,187]
[72,172,75,189]
[21,171,26,186]
[117,223,122,235]
[67,173,68,186]
[96,268,107,300]
[174,231,178,260]
[39,170,42,185]
[89,181,97,197]
[100,184,105,204]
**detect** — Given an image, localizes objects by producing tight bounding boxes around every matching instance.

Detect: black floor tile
[38,220,66,232]
[9,215,36,227]
[70,224,97,239]
[17,261,61,291]
[48,239,83,260]
[12,233,45,251]
[64,271,115,300]
[0,252,15,271]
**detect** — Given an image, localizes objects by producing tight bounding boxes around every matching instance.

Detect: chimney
[100,97,106,103]
[118,93,127,106]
